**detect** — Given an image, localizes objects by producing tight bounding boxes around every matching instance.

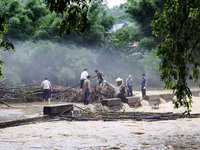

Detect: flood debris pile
[53,87,83,102]
[0,83,43,102]
[54,82,119,103]
[0,82,120,103]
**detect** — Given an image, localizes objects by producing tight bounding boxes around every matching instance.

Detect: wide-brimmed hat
[115,77,123,81]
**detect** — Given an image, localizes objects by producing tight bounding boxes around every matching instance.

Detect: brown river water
[0,90,200,150]
[0,119,200,149]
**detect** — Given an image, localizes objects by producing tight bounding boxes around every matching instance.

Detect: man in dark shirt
[141,74,147,99]
[95,70,104,86]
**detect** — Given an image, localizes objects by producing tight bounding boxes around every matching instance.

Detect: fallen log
[0,99,11,107]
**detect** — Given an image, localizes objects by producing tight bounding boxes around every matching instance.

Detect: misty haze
[1,41,162,88]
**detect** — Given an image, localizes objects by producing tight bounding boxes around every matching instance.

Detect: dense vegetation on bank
[1,0,165,87]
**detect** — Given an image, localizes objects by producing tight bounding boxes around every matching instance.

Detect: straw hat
[115,77,123,81]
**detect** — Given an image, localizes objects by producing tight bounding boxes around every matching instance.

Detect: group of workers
[80,69,147,105]
[80,69,105,105]
[40,69,147,105]
[114,74,147,98]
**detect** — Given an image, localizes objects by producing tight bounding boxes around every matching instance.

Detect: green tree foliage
[65,1,114,47]
[151,0,200,113]
[107,6,128,24]
[80,1,115,47]
[111,0,165,58]
[0,13,15,78]
[138,37,157,53]
[45,0,91,37]
[122,0,165,37]
[113,27,130,50]
[142,49,161,87]
[0,0,114,47]
[0,0,59,40]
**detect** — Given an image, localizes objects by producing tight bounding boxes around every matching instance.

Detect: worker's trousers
[84,88,90,105]
[127,86,133,97]
[141,87,146,99]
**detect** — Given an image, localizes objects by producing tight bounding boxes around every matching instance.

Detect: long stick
[0,78,7,84]
[0,99,11,107]
[60,75,98,93]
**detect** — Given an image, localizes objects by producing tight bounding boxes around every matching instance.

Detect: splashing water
[140,100,150,107]
[121,103,130,111]
[160,98,166,104]
[105,81,120,96]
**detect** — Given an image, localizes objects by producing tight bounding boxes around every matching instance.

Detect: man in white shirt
[41,78,52,103]
[80,69,88,89]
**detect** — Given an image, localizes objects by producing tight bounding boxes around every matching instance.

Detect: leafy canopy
[0,13,15,78]
[151,0,200,114]
[45,0,92,37]
[122,0,165,37]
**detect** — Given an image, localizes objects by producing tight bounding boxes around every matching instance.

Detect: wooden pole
[60,75,98,93]
[0,99,11,107]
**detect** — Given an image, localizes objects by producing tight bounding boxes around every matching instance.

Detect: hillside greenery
[0,0,165,89]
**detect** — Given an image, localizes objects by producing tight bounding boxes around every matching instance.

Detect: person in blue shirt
[141,74,147,98]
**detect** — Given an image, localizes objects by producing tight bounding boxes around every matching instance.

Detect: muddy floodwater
[0,119,200,149]
[0,90,200,149]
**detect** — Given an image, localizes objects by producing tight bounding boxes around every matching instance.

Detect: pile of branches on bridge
[54,82,118,103]
[0,83,43,102]
[0,82,119,103]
